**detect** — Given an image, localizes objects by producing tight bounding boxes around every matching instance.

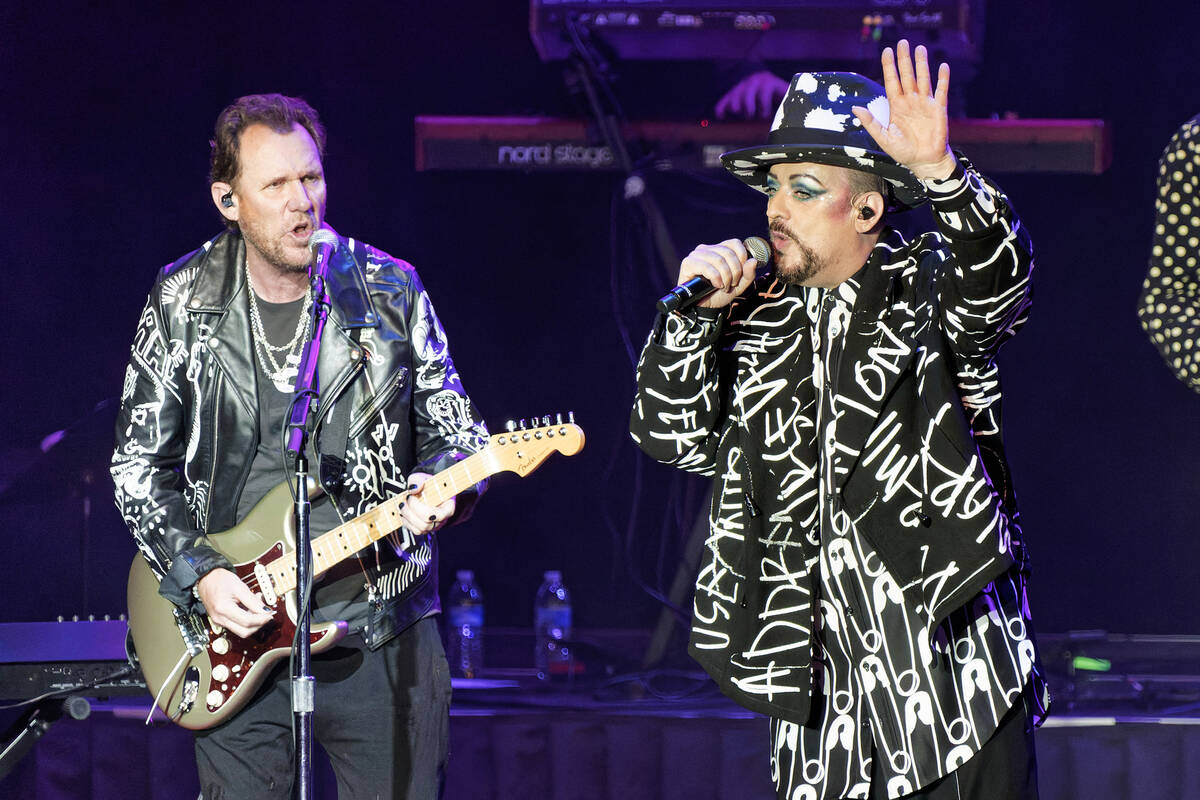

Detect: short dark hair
[846,168,889,209]
[208,93,326,186]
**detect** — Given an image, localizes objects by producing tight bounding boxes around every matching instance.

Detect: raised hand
[852,40,956,180]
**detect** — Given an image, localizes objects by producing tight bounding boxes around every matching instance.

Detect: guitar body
[127,482,347,730]
[126,420,585,729]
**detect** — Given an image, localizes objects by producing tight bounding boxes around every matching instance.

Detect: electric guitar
[127,420,584,729]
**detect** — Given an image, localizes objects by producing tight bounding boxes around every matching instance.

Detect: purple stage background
[3,0,1200,794]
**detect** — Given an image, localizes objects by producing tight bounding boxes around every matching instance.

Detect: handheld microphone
[656,236,770,314]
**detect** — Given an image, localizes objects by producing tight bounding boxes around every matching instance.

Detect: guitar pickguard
[201,543,327,714]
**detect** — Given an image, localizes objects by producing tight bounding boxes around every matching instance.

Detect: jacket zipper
[202,370,224,527]
[347,364,407,440]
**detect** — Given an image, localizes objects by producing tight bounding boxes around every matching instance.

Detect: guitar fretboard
[265,447,499,594]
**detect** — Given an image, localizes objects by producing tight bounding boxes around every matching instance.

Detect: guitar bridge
[173,607,209,657]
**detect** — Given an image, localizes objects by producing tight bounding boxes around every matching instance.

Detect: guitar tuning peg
[556,412,563,424]
[568,411,575,424]
[541,415,550,426]
[519,419,527,430]
[505,420,516,432]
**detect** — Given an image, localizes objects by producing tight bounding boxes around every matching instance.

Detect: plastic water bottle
[446,569,484,678]
[534,570,572,680]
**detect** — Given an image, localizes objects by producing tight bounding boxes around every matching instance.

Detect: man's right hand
[679,239,760,309]
[193,568,274,638]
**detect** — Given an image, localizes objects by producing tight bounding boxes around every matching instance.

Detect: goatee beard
[769,223,825,286]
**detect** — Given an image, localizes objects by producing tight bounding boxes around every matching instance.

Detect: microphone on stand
[308,229,338,275]
[656,236,770,314]
[307,228,338,303]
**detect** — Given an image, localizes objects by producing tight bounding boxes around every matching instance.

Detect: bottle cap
[543,570,562,582]
[456,569,474,582]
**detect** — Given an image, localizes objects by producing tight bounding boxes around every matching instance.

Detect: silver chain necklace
[245,262,313,392]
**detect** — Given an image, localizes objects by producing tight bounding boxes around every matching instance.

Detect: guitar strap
[317,365,354,499]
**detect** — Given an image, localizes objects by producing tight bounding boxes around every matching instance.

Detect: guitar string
[248,431,547,595]
[214,429,551,637]
[164,437,548,735]
[154,438,506,730]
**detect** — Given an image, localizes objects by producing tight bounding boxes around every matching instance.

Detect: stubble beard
[241,219,312,276]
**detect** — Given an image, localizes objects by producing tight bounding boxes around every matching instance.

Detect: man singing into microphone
[111,93,488,798]
[630,43,1047,799]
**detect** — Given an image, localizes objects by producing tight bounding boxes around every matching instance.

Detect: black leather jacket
[111,229,488,647]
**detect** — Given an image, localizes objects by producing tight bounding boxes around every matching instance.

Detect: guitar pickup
[254,563,278,606]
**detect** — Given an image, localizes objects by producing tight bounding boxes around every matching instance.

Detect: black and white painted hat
[720,71,926,210]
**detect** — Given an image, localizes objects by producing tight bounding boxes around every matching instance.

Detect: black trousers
[867,685,1039,800]
[194,616,451,800]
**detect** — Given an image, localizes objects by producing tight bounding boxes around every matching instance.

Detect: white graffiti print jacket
[111,230,488,648]
[630,161,1037,725]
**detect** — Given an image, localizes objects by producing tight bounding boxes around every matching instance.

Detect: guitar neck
[268,448,496,595]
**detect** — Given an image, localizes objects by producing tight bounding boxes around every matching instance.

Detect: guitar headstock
[488,414,585,477]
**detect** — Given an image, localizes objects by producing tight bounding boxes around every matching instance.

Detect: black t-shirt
[235,293,372,632]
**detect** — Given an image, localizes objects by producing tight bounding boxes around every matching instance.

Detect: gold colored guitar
[127,420,584,729]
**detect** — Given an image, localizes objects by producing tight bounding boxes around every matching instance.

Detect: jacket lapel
[315,236,381,421]
[324,237,378,330]
[831,240,919,487]
[184,232,258,418]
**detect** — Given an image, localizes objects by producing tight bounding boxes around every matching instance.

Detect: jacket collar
[185,228,378,329]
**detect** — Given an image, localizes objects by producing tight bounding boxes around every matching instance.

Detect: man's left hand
[852,39,956,181]
[400,471,456,535]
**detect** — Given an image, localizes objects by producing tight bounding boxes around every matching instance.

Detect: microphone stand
[563,18,678,275]
[284,244,334,800]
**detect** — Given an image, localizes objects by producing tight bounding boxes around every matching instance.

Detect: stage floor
[5,627,1200,797]
[4,683,1200,799]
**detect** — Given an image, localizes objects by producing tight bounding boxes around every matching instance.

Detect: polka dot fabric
[1139,115,1200,391]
